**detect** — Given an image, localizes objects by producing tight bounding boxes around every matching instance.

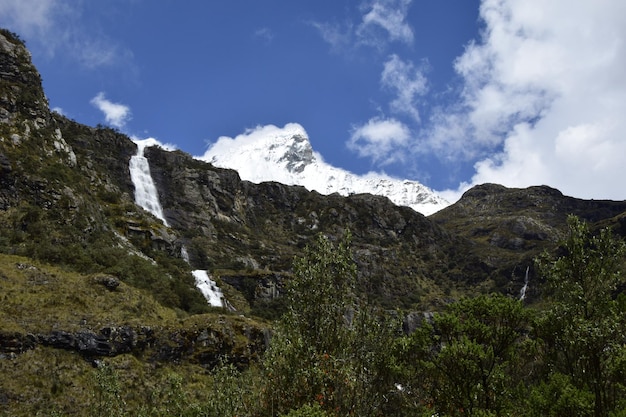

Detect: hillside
[431,183,626,299]
[2,28,626,415]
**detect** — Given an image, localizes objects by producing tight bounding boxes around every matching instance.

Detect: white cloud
[0,0,59,38]
[348,117,411,165]
[90,92,131,129]
[75,37,132,69]
[381,54,428,122]
[309,20,354,53]
[0,0,132,68]
[431,0,626,202]
[253,27,275,45]
[312,0,413,51]
[357,0,414,46]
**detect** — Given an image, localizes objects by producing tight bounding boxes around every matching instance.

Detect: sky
[1,0,625,203]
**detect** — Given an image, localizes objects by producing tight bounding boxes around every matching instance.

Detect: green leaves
[263,231,402,416]
[418,294,534,416]
[536,215,626,417]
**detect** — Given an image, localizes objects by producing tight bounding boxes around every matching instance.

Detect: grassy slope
[0,253,266,416]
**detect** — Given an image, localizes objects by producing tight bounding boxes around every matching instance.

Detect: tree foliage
[536,215,626,417]
[262,232,402,416]
[399,293,535,416]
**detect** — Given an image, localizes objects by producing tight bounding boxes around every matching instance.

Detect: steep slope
[0,28,477,315]
[0,29,210,313]
[146,145,486,310]
[200,123,450,215]
[0,30,265,415]
[431,183,626,299]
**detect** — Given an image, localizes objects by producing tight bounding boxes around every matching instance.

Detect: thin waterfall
[519,266,530,300]
[182,245,231,310]
[180,246,190,263]
[192,270,225,308]
[129,139,169,226]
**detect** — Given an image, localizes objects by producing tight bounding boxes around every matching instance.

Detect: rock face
[145,144,485,309]
[0,30,49,123]
[1,323,267,367]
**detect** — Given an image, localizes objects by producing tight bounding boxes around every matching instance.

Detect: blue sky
[2,0,625,202]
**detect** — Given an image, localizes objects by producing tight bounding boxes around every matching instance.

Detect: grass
[0,253,178,334]
[0,253,268,416]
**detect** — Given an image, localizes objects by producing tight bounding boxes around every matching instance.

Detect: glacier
[198,123,450,216]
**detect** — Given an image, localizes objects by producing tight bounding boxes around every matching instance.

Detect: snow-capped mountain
[198,123,450,215]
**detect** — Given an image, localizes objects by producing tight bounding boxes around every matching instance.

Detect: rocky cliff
[146,144,484,310]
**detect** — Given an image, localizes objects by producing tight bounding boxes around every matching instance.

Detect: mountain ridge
[200,123,450,215]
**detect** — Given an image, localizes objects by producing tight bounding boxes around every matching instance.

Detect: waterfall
[182,246,232,310]
[192,270,225,307]
[128,140,231,310]
[519,266,530,300]
[129,139,169,226]
[180,246,190,263]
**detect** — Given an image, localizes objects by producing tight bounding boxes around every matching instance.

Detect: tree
[536,215,626,417]
[261,232,402,416]
[411,294,534,416]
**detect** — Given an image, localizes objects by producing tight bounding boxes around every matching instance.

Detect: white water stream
[519,266,530,300]
[128,139,228,309]
[129,139,169,226]
[182,246,228,309]
[192,270,225,307]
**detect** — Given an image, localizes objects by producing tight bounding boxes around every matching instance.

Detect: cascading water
[519,266,530,300]
[181,245,230,309]
[129,139,169,226]
[128,139,229,309]
[180,246,190,263]
[192,270,225,307]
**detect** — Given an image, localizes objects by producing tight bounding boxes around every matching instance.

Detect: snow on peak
[201,123,317,183]
[198,123,450,215]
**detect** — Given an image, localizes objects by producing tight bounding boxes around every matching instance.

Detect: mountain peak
[200,123,449,215]
[275,132,314,174]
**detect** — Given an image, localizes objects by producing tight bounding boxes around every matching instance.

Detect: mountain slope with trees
[1,28,626,416]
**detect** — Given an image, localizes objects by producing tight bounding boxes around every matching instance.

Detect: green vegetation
[0,253,267,416]
[2,218,625,415]
[0,253,177,334]
[261,232,402,416]
[405,293,535,415]
[535,215,626,416]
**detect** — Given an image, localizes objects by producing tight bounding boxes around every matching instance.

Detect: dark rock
[0,332,36,355]
[38,327,139,357]
[0,30,49,122]
[92,274,121,291]
[402,311,434,334]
